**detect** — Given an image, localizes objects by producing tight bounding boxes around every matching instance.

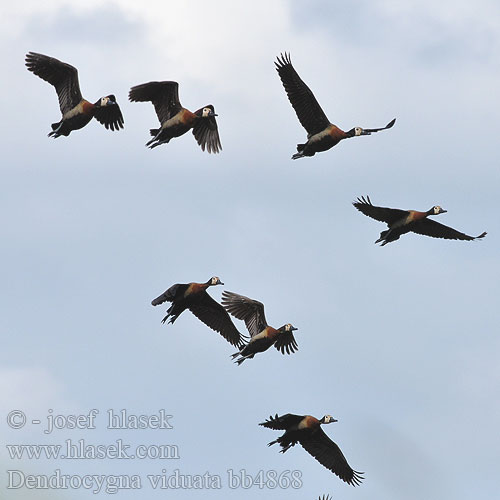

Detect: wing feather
[192,106,221,153]
[274,331,298,355]
[188,293,246,348]
[93,95,124,131]
[222,291,268,338]
[129,81,181,124]
[412,219,487,241]
[300,429,363,486]
[353,196,408,225]
[151,283,185,306]
[25,52,82,114]
[275,53,331,136]
[259,413,305,430]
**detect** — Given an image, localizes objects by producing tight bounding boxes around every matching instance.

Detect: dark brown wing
[363,118,396,133]
[25,52,82,114]
[151,283,186,306]
[128,81,181,124]
[259,413,305,429]
[274,331,298,355]
[319,496,332,500]
[188,292,246,348]
[221,291,268,338]
[192,105,221,153]
[353,196,409,226]
[411,219,487,241]
[275,53,331,136]
[93,95,124,131]
[299,428,363,486]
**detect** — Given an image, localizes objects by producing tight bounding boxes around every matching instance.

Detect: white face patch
[434,206,442,214]
[354,127,363,136]
[324,415,334,423]
[211,276,220,285]
[202,107,212,118]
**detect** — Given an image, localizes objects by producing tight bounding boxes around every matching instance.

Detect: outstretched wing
[299,428,363,486]
[222,291,268,338]
[25,52,82,114]
[412,219,487,241]
[353,196,408,226]
[363,118,396,133]
[259,413,305,430]
[93,95,124,131]
[192,105,221,153]
[275,53,331,136]
[151,283,186,306]
[129,81,182,124]
[188,292,246,348]
[274,331,298,355]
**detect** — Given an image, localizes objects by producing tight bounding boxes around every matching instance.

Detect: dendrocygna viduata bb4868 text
[275,53,395,159]
[25,52,124,138]
[151,277,245,348]
[128,81,221,152]
[221,291,298,365]
[353,196,487,246]
[260,413,363,486]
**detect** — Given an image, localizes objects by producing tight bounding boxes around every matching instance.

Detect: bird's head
[430,205,447,215]
[208,276,223,286]
[347,127,370,137]
[321,415,338,424]
[95,95,117,107]
[279,323,298,333]
[197,105,217,118]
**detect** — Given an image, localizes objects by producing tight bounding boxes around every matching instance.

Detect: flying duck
[25,52,124,138]
[353,196,487,246]
[275,53,395,159]
[260,413,363,486]
[221,291,298,365]
[151,277,245,348]
[129,81,221,152]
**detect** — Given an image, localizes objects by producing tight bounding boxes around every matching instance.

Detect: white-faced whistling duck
[221,291,298,365]
[151,277,246,348]
[275,53,395,160]
[260,413,363,486]
[128,81,221,152]
[353,195,487,246]
[25,52,124,138]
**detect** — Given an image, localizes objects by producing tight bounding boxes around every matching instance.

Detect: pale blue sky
[1,1,499,499]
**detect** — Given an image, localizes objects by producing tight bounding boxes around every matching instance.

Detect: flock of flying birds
[26,49,488,495]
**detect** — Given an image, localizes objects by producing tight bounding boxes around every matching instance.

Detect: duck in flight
[353,196,487,246]
[275,53,395,159]
[151,277,245,348]
[25,52,124,138]
[260,413,363,486]
[221,291,298,365]
[129,81,221,152]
